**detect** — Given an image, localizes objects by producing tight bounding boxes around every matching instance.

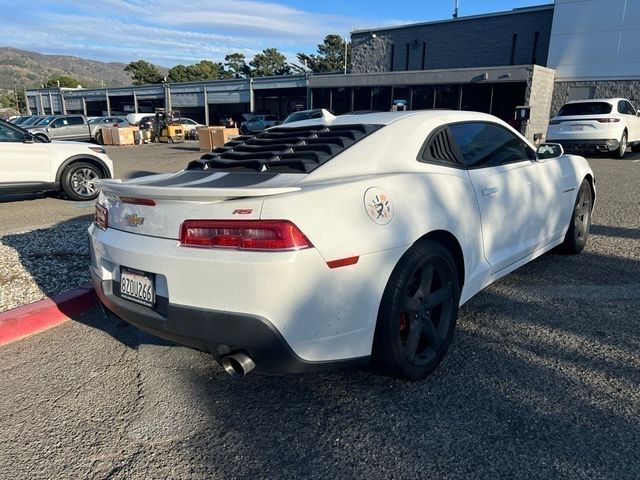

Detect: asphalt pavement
[0,149,638,479]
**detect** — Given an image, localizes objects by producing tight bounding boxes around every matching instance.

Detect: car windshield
[285,110,325,123]
[557,102,613,116]
[22,116,44,126]
[36,116,56,126]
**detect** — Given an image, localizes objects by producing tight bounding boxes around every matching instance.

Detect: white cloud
[3,0,358,66]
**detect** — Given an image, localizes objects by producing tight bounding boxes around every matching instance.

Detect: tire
[616,131,627,159]
[557,179,593,254]
[167,137,174,144]
[372,240,460,380]
[95,131,104,145]
[61,162,103,201]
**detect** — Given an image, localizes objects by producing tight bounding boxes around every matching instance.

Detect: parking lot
[1,144,639,479]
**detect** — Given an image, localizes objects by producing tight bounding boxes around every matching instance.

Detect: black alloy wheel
[373,240,460,380]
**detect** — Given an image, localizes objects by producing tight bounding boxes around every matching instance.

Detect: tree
[168,60,228,82]
[224,53,251,78]
[124,60,163,85]
[250,48,291,77]
[297,34,351,73]
[45,75,81,88]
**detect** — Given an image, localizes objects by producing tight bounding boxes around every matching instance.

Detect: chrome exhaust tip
[221,352,256,379]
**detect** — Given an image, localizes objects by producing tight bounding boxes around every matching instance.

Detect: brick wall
[524,66,556,141]
[352,8,554,74]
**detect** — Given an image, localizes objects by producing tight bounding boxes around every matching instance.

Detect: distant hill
[0,47,137,89]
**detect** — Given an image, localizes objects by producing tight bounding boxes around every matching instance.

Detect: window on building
[461,84,492,114]
[435,85,460,109]
[531,32,540,64]
[405,44,410,71]
[421,42,426,70]
[311,88,330,110]
[371,86,392,111]
[412,86,435,109]
[390,45,395,72]
[510,33,518,65]
[331,87,351,115]
[353,87,372,111]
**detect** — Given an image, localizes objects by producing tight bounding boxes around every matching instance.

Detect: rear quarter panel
[260,169,486,304]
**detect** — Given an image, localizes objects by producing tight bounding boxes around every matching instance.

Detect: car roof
[562,98,627,106]
[277,109,503,128]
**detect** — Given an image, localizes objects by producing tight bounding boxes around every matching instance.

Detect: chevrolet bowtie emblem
[125,213,145,226]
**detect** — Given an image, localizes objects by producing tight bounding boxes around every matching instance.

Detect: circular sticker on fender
[364,187,394,225]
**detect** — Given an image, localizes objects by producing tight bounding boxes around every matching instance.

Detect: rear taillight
[95,203,108,230]
[179,220,312,251]
[120,196,156,206]
[596,118,620,123]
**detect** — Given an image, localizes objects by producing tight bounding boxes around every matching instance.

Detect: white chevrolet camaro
[88,111,595,380]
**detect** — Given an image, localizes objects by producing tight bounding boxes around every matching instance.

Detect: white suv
[546,98,640,158]
[0,118,114,200]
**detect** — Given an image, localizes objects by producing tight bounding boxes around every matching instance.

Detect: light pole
[343,36,348,75]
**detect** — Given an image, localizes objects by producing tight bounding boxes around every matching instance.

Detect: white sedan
[88,111,595,380]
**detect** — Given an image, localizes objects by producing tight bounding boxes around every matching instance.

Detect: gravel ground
[0,221,91,312]
[0,152,638,479]
[0,143,200,312]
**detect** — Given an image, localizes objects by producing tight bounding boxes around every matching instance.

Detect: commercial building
[25,0,640,141]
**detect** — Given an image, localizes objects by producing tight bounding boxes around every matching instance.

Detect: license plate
[120,267,155,307]
[570,125,584,131]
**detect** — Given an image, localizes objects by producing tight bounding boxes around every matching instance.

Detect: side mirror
[537,143,564,160]
[23,134,35,143]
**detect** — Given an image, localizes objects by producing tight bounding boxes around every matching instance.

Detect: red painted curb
[0,283,97,346]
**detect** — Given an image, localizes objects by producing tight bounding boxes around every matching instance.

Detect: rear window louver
[188,124,382,174]
[422,127,462,165]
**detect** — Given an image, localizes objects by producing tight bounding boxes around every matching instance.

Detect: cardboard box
[111,126,139,146]
[198,127,239,150]
[99,127,113,145]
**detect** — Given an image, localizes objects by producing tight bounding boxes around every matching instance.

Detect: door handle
[482,187,499,197]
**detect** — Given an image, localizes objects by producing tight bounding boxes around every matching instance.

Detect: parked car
[282,109,334,124]
[546,98,640,158]
[89,110,594,380]
[11,115,36,126]
[88,116,130,144]
[177,117,205,133]
[20,115,48,127]
[239,114,279,134]
[25,114,93,143]
[0,118,114,200]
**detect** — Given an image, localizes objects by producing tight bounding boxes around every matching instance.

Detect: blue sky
[0,0,552,67]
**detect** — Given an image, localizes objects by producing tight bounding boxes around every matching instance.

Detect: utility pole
[453,0,459,18]
[14,82,19,112]
[343,36,348,75]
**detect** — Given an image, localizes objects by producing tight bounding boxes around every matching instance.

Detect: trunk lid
[99,170,302,239]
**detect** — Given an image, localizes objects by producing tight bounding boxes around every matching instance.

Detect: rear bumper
[92,271,368,373]
[547,138,619,153]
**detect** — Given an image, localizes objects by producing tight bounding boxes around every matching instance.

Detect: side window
[625,101,636,115]
[67,117,84,125]
[618,101,627,114]
[448,122,535,168]
[0,122,24,142]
